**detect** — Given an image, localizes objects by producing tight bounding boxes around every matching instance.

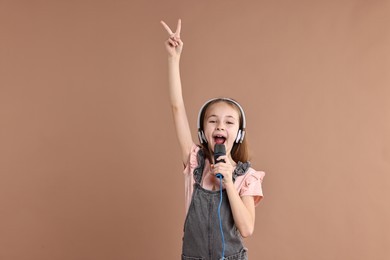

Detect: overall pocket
[224,247,248,260]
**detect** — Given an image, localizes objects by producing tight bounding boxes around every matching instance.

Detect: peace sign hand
[161,19,183,58]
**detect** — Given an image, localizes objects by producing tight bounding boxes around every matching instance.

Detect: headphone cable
[217,175,225,259]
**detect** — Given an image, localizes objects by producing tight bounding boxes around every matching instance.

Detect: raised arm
[161,19,193,165]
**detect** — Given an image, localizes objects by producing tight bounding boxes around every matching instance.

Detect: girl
[161,19,265,260]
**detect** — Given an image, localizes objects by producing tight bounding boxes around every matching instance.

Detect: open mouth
[214,135,226,144]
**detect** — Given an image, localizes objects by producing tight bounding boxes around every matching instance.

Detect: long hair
[198,99,250,163]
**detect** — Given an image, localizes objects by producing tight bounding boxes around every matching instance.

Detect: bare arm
[212,157,256,238]
[226,186,256,238]
[161,19,193,164]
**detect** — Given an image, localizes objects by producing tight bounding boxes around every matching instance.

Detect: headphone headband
[197,98,246,144]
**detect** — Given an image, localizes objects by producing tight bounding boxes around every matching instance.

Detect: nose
[216,122,225,130]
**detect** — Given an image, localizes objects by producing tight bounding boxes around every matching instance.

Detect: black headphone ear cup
[240,130,245,143]
[198,130,207,144]
[197,131,203,144]
[235,130,242,143]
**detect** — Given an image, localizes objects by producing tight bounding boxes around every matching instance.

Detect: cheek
[203,127,215,141]
[229,127,240,138]
[203,126,212,135]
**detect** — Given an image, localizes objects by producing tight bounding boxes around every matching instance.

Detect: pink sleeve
[183,143,200,213]
[239,170,265,206]
[183,143,200,175]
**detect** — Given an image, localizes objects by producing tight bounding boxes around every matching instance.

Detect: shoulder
[235,166,265,192]
[247,167,265,180]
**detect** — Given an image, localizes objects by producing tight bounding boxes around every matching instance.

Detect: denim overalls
[182,149,250,260]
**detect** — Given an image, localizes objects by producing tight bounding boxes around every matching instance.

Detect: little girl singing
[161,19,265,260]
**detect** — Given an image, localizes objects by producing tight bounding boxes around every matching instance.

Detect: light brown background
[1,0,389,259]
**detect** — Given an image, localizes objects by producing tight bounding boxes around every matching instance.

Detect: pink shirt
[183,143,265,214]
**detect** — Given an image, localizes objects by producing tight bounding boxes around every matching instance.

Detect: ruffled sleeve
[239,169,265,206]
[183,143,201,175]
[183,143,201,213]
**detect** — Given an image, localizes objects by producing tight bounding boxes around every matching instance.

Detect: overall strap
[232,161,251,182]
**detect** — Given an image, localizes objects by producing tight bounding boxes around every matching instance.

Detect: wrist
[168,55,181,62]
[224,179,235,188]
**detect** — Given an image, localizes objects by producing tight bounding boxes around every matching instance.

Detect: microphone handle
[214,153,225,178]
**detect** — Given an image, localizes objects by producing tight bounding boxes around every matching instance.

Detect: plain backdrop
[1,0,389,259]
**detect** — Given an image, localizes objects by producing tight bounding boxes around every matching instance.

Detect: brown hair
[198,99,250,163]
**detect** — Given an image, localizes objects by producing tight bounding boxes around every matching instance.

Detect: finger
[167,38,177,47]
[160,20,174,35]
[176,19,181,37]
[176,38,183,46]
[216,156,227,162]
[213,166,221,175]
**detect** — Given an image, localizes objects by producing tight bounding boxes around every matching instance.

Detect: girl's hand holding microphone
[211,156,234,187]
[160,19,183,58]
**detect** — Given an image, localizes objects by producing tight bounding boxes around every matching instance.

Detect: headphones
[197,98,246,144]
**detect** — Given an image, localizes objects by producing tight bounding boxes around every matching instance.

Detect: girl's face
[203,101,241,157]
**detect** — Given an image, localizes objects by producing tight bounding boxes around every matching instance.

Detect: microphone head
[214,144,226,157]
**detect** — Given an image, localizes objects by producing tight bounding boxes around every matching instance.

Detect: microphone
[214,144,226,178]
